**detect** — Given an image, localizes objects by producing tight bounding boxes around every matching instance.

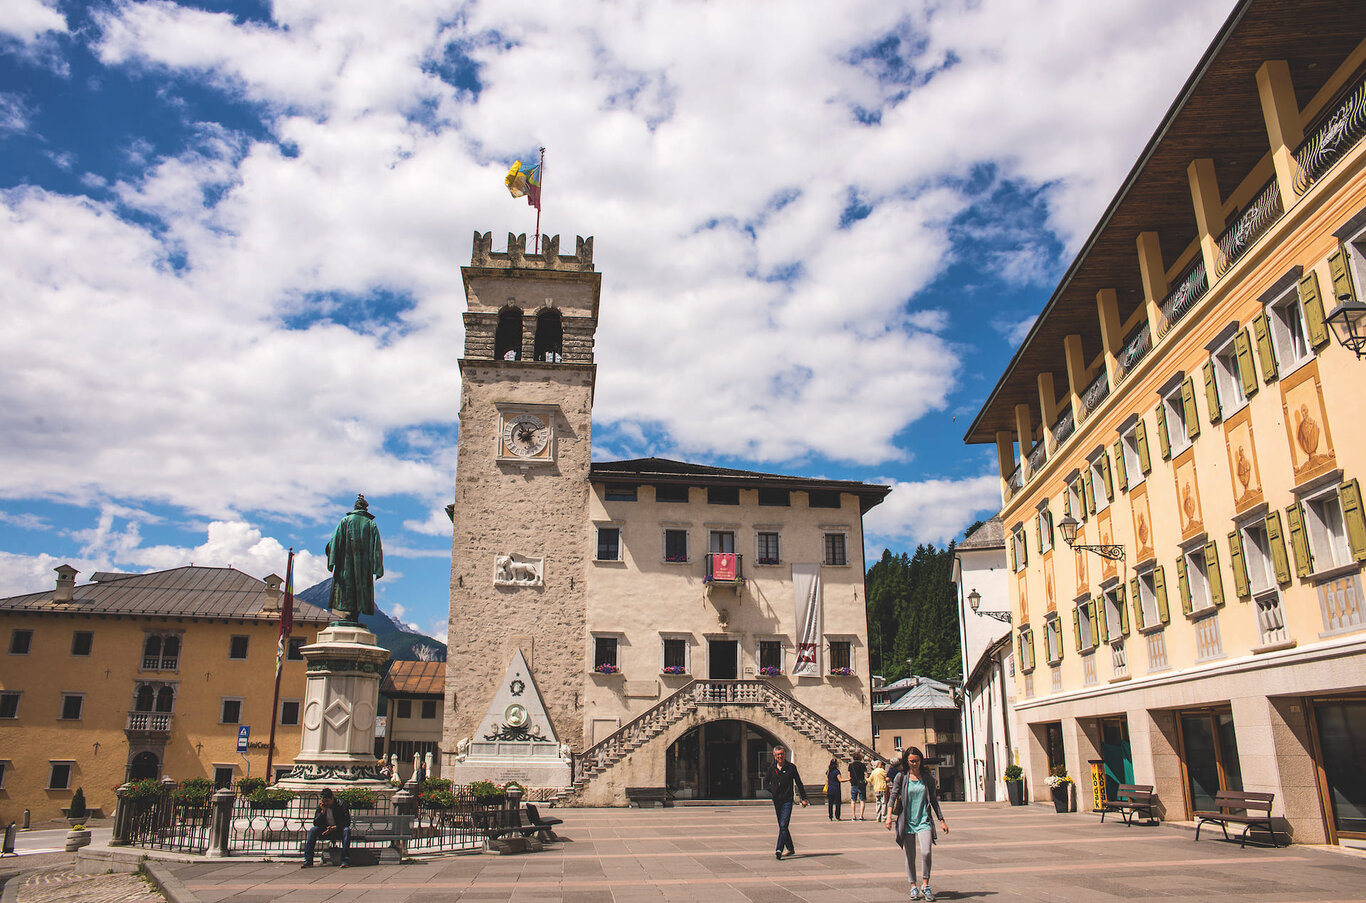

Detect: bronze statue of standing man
[326,494,384,623]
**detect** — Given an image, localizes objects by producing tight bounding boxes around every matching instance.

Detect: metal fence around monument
[125,790,212,855]
[225,792,485,857]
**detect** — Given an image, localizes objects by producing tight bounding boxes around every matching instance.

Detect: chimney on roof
[262,574,282,611]
[54,564,78,602]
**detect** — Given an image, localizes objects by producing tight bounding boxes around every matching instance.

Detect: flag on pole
[504,160,541,209]
[275,550,295,678]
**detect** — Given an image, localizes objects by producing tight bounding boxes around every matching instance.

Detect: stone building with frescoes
[964,0,1366,845]
[441,233,886,804]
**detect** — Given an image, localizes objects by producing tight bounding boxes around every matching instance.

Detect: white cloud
[864,474,1002,548]
[0,0,66,43]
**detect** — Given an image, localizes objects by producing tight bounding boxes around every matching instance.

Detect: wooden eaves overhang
[964,0,1366,448]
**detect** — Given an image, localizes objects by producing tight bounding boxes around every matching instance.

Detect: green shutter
[1234,329,1258,397]
[1136,420,1152,474]
[1176,555,1192,615]
[1203,359,1222,425]
[1035,514,1043,554]
[1329,246,1359,305]
[1017,631,1025,667]
[1072,607,1082,651]
[1252,312,1278,382]
[1228,529,1250,599]
[1266,511,1292,586]
[1020,530,1028,567]
[1092,599,1104,645]
[1154,566,1171,624]
[1027,629,1035,670]
[1084,470,1096,515]
[1181,377,1201,440]
[1130,576,1143,630]
[1299,269,1329,349]
[1155,403,1171,460]
[1113,439,1128,492]
[1117,583,1130,636]
[1063,485,1072,517]
[1341,478,1366,563]
[1102,452,1114,501]
[1008,541,1016,572]
[1205,540,1225,608]
[1286,502,1313,578]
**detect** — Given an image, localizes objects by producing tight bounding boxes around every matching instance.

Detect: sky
[0,0,1238,641]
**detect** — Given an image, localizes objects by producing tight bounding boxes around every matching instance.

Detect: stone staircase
[556,679,878,803]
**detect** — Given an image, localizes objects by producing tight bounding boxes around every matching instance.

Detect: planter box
[1051,785,1072,813]
[1006,781,1026,806]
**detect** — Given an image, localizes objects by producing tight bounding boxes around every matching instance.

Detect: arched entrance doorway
[129,751,159,781]
[666,720,782,800]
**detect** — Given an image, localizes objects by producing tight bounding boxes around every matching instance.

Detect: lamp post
[1056,514,1125,561]
[967,588,1012,624]
[1326,293,1366,360]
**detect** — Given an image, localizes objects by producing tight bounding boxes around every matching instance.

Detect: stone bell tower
[442,232,598,779]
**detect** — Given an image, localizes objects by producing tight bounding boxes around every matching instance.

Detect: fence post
[391,788,413,858]
[206,788,234,858]
[109,783,133,846]
[158,777,176,832]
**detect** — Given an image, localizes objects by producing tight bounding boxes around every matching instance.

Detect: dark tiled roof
[590,457,891,513]
[958,515,1005,551]
[0,565,331,623]
[875,676,959,712]
[382,660,446,696]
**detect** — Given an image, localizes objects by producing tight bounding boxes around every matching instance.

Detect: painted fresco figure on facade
[326,494,384,622]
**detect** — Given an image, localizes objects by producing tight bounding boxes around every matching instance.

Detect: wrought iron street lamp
[1056,514,1125,561]
[1327,293,1366,360]
[967,587,1012,624]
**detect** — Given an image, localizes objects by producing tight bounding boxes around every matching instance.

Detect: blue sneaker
[908,888,921,901]
[922,886,935,902]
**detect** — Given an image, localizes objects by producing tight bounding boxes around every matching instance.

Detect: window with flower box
[661,636,689,674]
[593,636,620,673]
[756,531,781,565]
[663,528,689,563]
[828,639,853,675]
[758,640,783,675]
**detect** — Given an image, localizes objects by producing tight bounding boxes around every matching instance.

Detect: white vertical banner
[792,563,823,676]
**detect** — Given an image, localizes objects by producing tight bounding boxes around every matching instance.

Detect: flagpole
[266,549,294,781]
[534,146,545,254]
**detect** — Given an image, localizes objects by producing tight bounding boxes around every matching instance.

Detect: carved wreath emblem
[509,679,525,697]
[484,722,548,742]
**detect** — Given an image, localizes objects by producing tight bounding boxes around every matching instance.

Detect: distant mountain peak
[295,578,446,662]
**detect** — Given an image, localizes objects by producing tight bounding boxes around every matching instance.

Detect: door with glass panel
[1311,697,1366,842]
[1177,708,1242,816]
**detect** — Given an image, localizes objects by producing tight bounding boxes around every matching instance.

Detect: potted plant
[236,776,267,797]
[67,786,89,827]
[335,787,379,810]
[1004,765,1026,806]
[828,666,854,676]
[247,787,297,810]
[172,778,214,810]
[1046,765,1074,813]
[594,663,621,674]
[417,777,455,810]
[124,778,164,811]
[758,666,782,678]
[661,665,687,675]
[64,822,91,851]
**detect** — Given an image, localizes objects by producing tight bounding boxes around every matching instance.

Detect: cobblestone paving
[13,865,163,903]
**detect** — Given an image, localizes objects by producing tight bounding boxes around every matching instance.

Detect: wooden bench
[524,804,564,841]
[483,807,544,841]
[316,814,413,864]
[626,787,671,808]
[1100,784,1157,826]
[1194,790,1282,848]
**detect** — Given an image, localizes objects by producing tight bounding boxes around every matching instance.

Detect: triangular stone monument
[447,648,571,788]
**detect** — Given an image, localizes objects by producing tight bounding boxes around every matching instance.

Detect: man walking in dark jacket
[302,788,351,867]
[762,746,809,859]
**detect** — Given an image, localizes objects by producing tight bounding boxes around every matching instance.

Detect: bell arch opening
[495,306,523,360]
[666,719,783,800]
[534,308,562,362]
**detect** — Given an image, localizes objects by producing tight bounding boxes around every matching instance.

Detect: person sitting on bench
[302,788,351,868]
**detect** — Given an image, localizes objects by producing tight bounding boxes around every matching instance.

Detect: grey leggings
[902,828,932,884]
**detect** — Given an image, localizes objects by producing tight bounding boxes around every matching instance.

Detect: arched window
[155,686,175,713]
[135,685,154,712]
[142,636,161,669]
[534,308,563,362]
[494,306,523,361]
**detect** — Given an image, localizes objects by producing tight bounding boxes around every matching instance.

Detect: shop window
[9,629,32,655]
[1312,698,1366,839]
[71,631,93,656]
[663,528,689,563]
[229,635,249,660]
[655,485,689,503]
[595,526,621,562]
[60,693,83,720]
[220,698,243,724]
[0,692,19,719]
[1179,709,1243,815]
[604,484,637,501]
[48,761,72,790]
[823,532,848,566]
[280,700,301,725]
[758,488,790,507]
[756,531,781,565]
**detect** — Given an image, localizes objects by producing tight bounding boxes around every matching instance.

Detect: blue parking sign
[237,725,250,752]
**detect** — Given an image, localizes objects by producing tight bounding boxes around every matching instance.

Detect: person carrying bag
[884,748,948,902]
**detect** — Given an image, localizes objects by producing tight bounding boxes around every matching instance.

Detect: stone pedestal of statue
[276,622,393,791]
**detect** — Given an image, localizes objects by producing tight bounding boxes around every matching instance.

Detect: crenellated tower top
[470,231,594,272]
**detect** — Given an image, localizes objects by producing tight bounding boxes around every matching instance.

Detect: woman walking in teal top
[884,747,948,902]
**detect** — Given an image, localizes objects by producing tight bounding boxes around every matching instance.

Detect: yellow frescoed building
[965,0,1366,846]
[0,565,329,825]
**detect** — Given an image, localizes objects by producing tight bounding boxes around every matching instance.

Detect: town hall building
[441,233,887,804]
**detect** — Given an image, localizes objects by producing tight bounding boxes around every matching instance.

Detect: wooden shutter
[1008,541,1016,572]
[1155,402,1171,460]
[1101,452,1114,500]
[1228,529,1250,599]
[1019,530,1028,567]
[1017,631,1025,667]
[1129,576,1143,630]
[1084,470,1096,516]
[1265,510,1292,586]
[1072,607,1082,651]
[1341,478,1366,563]
[1035,514,1043,554]
[1117,583,1130,636]
[1027,629,1036,670]
[1328,246,1358,305]
[1092,599,1104,645]
[1252,312,1278,382]
[1063,484,1072,517]
[1176,555,1192,615]
[1286,502,1313,578]
[1181,377,1201,440]
[1203,359,1222,425]
[1205,540,1225,608]
[1136,420,1152,474]
[1154,566,1170,623]
[1299,268,1329,349]
[1053,620,1064,662]
[1234,329,1258,397]
[1113,439,1128,492]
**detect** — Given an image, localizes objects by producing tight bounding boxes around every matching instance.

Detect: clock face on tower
[498,410,555,462]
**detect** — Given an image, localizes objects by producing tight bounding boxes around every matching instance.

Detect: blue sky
[0,0,1236,640]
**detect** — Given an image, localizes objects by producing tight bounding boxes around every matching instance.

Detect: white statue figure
[424,751,434,777]
[413,751,424,782]
[559,743,571,760]
[456,737,470,764]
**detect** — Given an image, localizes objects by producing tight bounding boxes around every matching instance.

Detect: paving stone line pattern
[14,866,163,903]
[146,803,1366,902]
